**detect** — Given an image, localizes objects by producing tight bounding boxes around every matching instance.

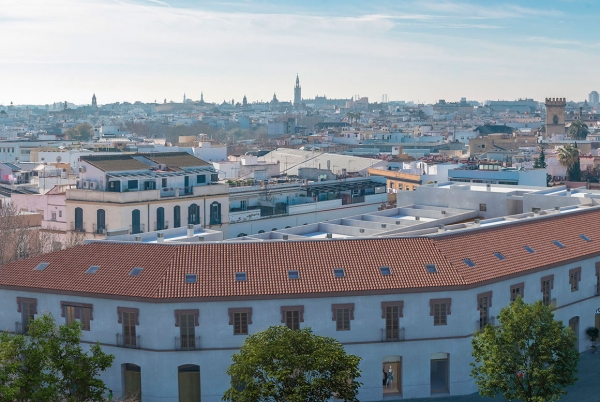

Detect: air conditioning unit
[79,166,86,173]
[89,182,97,190]
[76,180,83,188]
[83,181,90,189]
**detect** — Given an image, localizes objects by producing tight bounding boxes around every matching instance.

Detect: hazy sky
[1,0,598,106]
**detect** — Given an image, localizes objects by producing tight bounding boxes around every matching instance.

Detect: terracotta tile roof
[2,208,600,300]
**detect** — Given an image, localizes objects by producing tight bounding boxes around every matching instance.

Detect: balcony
[70,222,86,232]
[341,195,365,205]
[175,336,201,351]
[116,333,140,349]
[154,221,169,231]
[92,224,108,234]
[381,327,405,342]
[129,224,146,235]
[475,316,496,332]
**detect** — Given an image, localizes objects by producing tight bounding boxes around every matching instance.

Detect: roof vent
[555,207,560,213]
[486,184,491,191]
[187,224,194,237]
[395,220,401,225]
[426,264,437,273]
[282,234,289,240]
[566,189,572,196]
[196,236,205,242]
[288,270,299,279]
[437,224,445,233]
[185,274,197,283]
[235,272,247,281]
[533,208,540,216]
[333,268,345,277]
[326,233,332,239]
[86,265,100,274]
[380,266,391,275]
[157,232,165,243]
[473,218,481,227]
[463,258,476,267]
[441,210,446,215]
[34,262,50,271]
[415,216,420,221]
[433,181,438,187]
[381,223,387,228]
[359,228,365,233]
[129,267,143,276]
[134,236,142,242]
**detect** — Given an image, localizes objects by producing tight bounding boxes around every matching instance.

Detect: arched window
[210,202,221,225]
[553,115,559,124]
[96,209,106,234]
[156,207,165,231]
[122,363,142,400]
[74,207,84,232]
[131,209,141,234]
[188,204,200,225]
[178,365,200,402]
[174,206,181,228]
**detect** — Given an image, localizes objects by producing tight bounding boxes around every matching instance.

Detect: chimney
[555,207,560,213]
[474,218,481,227]
[175,188,180,197]
[566,189,571,196]
[326,233,333,239]
[434,181,438,187]
[415,216,420,220]
[437,224,445,233]
[486,184,491,191]
[381,224,387,228]
[533,208,540,216]
[157,232,164,243]
[134,236,142,242]
[396,220,401,225]
[187,224,194,238]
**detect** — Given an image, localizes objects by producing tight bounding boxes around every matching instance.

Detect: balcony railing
[476,316,496,332]
[92,224,108,234]
[154,221,169,231]
[129,224,146,235]
[116,333,140,349]
[342,195,365,205]
[381,327,405,342]
[175,336,201,351]
[70,222,86,232]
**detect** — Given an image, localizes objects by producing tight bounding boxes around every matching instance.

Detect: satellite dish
[56,156,62,163]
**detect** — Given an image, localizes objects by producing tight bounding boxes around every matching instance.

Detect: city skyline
[1,0,599,105]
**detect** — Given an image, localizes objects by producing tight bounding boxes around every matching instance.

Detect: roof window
[524,246,535,253]
[493,252,506,261]
[580,234,592,242]
[235,272,247,281]
[380,266,391,275]
[34,262,50,271]
[334,268,345,277]
[129,267,143,276]
[552,240,565,249]
[463,258,476,267]
[86,265,100,274]
[288,270,299,279]
[185,274,197,283]
[426,264,437,273]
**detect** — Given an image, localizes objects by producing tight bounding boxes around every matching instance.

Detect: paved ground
[380,350,600,402]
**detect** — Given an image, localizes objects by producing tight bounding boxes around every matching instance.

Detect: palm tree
[558,143,581,181]
[568,120,589,140]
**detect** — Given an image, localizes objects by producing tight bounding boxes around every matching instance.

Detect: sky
[1,0,599,106]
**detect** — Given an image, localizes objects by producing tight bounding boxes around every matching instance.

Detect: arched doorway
[430,352,449,394]
[382,355,401,395]
[210,202,221,225]
[96,209,106,234]
[569,316,579,350]
[122,363,141,400]
[131,209,141,234]
[178,364,200,402]
[74,207,83,232]
[188,204,200,225]
[156,207,165,231]
[174,205,181,228]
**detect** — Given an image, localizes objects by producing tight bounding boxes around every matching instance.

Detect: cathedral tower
[545,97,566,137]
[294,74,301,107]
[92,94,97,109]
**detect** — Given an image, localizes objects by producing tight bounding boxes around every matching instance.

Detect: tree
[0,314,114,402]
[223,326,361,402]
[568,120,589,141]
[533,147,547,169]
[557,143,581,181]
[65,123,93,141]
[471,297,579,402]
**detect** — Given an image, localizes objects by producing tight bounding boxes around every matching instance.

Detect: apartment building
[1,207,599,401]
[66,152,228,237]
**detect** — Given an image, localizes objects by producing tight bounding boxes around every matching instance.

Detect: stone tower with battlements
[545,97,566,137]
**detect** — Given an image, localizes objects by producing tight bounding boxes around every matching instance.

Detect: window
[61,302,93,331]
[196,175,206,184]
[287,270,299,279]
[430,299,451,326]
[334,268,345,277]
[129,267,143,276]
[74,207,84,232]
[210,201,222,225]
[211,173,219,182]
[541,275,554,306]
[229,308,252,335]
[479,203,487,212]
[430,353,449,393]
[380,266,391,275]
[175,309,199,350]
[426,264,437,273]
[524,245,535,254]
[569,267,581,292]
[580,234,592,242]
[117,307,139,348]
[86,265,100,274]
[185,274,197,283]
[59,210,62,218]
[17,297,37,334]
[463,258,476,267]
[552,240,565,249]
[477,292,492,330]
[51,212,56,221]
[280,306,304,330]
[173,205,181,228]
[235,272,247,281]
[162,178,167,188]
[96,209,106,234]
[188,204,200,225]
[127,180,138,190]
[510,282,524,301]
[332,303,354,331]
[382,301,403,341]
[493,252,506,261]
[34,262,50,271]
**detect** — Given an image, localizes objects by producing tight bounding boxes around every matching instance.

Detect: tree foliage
[533,147,547,169]
[0,314,114,402]
[557,143,582,181]
[568,120,589,141]
[471,297,579,402]
[65,123,93,141]
[223,326,361,402]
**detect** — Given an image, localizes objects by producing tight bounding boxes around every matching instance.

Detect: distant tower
[183,93,186,103]
[590,91,599,105]
[243,95,247,107]
[92,93,97,109]
[294,74,301,107]
[63,101,68,110]
[200,92,204,103]
[544,97,566,137]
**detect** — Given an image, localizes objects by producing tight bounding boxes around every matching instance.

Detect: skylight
[552,240,565,249]
[380,266,391,275]
[493,252,506,261]
[463,258,476,267]
[34,262,50,271]
[235,272,247,281]
[185,274,197,283]
[580,234,592,242]
[524,246,535,254]
[334,268,345,277]
[426,264,437,273]
[129,267,143,276]
[86,265,100,274]
[288,270,299,279]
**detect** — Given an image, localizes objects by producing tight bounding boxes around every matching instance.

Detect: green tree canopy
[0,314,114,402]
[558,143,582,181]
[65,123,93,141]
[223,326,361,402]
[533,147,547,169]
[471,297,579,402]
[568,120,589,141]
